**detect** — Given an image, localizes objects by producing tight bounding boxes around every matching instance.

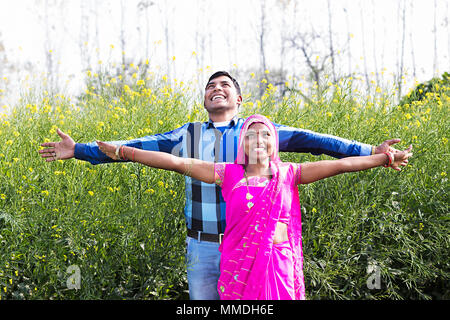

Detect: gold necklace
[244,171,254,209]
[244,165,271,210]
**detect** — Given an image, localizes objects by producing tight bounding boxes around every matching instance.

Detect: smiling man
[204,74,243,122]
[39,70,402,300]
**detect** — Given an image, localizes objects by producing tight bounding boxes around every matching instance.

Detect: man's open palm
[39,128,75,162]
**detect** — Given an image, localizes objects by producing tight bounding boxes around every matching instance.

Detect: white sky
[0,0,449,102]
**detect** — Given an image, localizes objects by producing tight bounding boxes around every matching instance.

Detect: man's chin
[205,105,236,113]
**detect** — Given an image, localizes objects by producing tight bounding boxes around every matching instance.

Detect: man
[39,71,402,300]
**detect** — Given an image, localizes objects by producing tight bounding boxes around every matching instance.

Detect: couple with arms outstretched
[40,71,412,300]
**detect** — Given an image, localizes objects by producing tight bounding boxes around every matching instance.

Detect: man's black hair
[206,71,241,96]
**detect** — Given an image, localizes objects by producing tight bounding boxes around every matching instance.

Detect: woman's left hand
[391,145,413,171]
[97,141,120,160]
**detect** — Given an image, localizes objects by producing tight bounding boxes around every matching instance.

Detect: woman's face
[244,122,275,164]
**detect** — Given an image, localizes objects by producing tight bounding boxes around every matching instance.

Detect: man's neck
[208,110,238,123]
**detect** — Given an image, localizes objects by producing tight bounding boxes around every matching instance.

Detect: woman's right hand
[96,141,120,160]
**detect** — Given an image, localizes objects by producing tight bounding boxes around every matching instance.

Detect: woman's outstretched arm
[96,141,216,184]
[300,145,413,185]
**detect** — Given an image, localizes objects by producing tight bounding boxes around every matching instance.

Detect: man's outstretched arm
[39,124,188,165]
[275,124,402,159]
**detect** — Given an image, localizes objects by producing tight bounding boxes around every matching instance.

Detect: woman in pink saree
[214,115,304,299]
[96,114,412,300]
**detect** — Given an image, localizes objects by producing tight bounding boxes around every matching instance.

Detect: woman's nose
[256,133,265,144]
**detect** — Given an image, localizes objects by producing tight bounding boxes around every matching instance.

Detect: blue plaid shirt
[74,116,372,234]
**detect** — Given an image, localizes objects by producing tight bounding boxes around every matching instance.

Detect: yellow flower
[41,190,49,196]
[88,191,94,196]
[0,194,6,200]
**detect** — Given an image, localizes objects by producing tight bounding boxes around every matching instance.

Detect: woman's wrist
[115,145,121,159]
[383,151,394,168]
[118,146,135,161]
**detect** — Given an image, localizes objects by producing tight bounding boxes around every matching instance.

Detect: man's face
[203,75,242,115]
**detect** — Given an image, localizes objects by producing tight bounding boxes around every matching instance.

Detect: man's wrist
[359,143,374,156]
[73,143,84,159]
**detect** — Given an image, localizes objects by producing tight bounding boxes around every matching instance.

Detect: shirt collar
[206,115,239,129]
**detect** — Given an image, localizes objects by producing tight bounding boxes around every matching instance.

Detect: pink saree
[215,115,305,300]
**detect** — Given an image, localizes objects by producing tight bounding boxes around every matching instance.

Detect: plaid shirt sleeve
[274,123,373,158]
[74,124,189,165]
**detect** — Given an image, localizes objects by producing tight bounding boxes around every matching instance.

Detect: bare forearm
[338,153,389,173]
[120,146,215,183]
[121,146,179,171]
[301,154,389,184]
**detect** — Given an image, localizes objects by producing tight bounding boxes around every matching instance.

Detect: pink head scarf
[235,114,280,166]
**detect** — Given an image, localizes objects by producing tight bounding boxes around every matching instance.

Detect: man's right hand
[39,128,75,162]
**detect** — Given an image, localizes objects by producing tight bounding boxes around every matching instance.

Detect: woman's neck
[245,162,271,178]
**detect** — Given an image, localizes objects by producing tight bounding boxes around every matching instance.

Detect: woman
[97,114,412,300]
